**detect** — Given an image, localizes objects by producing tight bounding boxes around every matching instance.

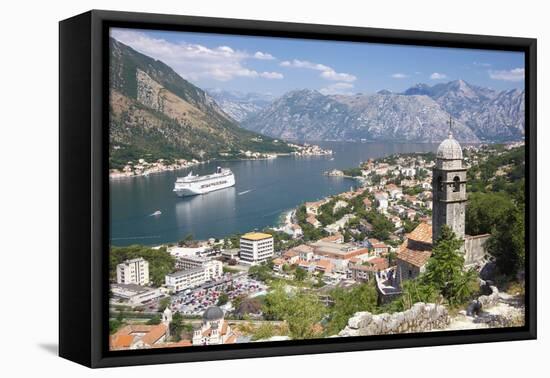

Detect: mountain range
[240,80,524,143]
[206,89,275,122]
[108,38,293,169]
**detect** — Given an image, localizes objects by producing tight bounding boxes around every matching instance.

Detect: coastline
[109,147,332,180]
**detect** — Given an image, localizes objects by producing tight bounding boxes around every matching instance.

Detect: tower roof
[202,306,224,321]
[436,133,463,160]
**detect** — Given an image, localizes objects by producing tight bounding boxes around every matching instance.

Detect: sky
[111,28,525,96]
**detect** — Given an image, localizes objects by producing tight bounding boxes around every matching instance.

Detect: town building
[282,249,300,264]
[239,232,274,265]
[176,256,223,280]
[272,258,286,273]
[349,257,389,282]
[165,260,223,293]
[306,215,322,228]
[116,258,149,285]
[310,240,370,260]
[192,306,236,345]
[110,284,163,306]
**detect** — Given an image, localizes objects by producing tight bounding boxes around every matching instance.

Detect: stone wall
[339,302,449,337]
[464,234,490,266]
[467,285,499,315]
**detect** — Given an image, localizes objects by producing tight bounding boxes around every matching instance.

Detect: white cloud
[320,82,355,95]
[391,73,408,79]
[488,68,524,82]
[280,59,356,82]
[110,29,282,82]
[254,51,275,60]
[430,72,447,80]
[259,71,284,79]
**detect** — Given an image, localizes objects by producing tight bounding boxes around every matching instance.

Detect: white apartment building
[116,258,150,285]
[165,260,223,293]
[239,232,274,265]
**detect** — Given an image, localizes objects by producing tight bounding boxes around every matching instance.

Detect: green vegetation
[342,167,363,177]
[248,263,274,282]
[296,205,326,241]
[217,292,229,306]
[251,323,276,341]
[325,283,378,335]
[466,145,525,277]
[109,310,126,334]
[109,38,295,170]
[387,226,478,312]
[158,297,171,311]
[263,283,325,339]
[110,245,176,286]
[146,314,161,325]
[294,267,307,281]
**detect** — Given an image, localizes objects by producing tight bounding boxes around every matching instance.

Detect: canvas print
[108,28,526,351]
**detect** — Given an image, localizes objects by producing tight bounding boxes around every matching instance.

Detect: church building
[386,130,490,298]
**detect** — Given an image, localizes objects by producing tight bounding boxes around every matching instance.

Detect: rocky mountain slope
[242,80,524,143]
[108,38,292,169]
[206,89,274,122]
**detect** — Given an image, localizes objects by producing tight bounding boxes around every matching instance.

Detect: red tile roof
[407,223,433,245]
[110,334,133,349]
[397,248,432,268]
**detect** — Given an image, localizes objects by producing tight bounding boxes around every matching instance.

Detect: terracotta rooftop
[272,258,285,265]
[397,248,432,268]
[320,233,343,242]
[141,324,168,346]
[224,334,237,344]
[110,334,133,349]
[283,250,299,258]
[315,259,334,270]
[407,223,433,245]
[292,244,314,253]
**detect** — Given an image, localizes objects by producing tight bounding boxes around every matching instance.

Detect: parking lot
[170,273,268,316]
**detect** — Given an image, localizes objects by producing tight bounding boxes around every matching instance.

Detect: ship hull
[174,173,235,197]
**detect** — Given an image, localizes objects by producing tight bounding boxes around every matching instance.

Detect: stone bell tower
[432,128,467,243]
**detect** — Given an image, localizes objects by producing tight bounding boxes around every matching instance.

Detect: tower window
[453,176,460,192]
[437,176,443,192]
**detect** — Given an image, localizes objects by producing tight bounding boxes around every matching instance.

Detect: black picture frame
[59,9,537,368]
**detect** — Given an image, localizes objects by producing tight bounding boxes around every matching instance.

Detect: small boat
[151,210,162,216]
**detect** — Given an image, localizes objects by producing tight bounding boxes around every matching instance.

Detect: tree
[326,283,378,334]
[421,225,478,306]
[465,192,515,235]
[488,208,525,276]
[158,297,171,311]
[251,323,276,341]
[217,292,229,306]
[284,291,326,339]
[146,314,161,325]
[294,267,307,281]
[110,245,175,286]
[169,312,184,342]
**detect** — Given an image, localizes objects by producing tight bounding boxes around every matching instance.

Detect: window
[453,176,460,192]
[408,269,413,278]
[437,176,443,192]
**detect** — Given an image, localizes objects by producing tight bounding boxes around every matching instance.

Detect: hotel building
[116,258,150,285]
[239,232,274,265]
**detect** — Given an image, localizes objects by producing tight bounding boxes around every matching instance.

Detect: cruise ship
[173,167,235,197]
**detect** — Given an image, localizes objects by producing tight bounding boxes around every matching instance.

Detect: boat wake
[238,189,253,196]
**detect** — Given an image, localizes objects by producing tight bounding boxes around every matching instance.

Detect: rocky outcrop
[339,302,449,337]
